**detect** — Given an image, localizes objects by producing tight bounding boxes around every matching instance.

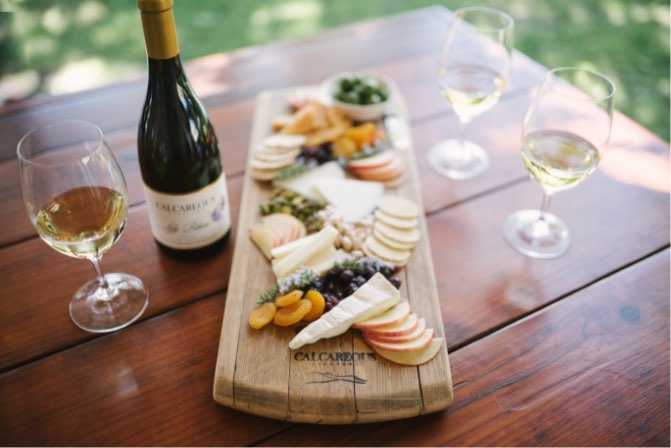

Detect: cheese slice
[272,225,338,280]
[288,273,401,349]
[275,246,339,282]
[273,161,345,201]
[313,178,383,223]
[271,232,321,260]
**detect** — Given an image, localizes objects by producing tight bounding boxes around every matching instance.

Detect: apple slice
[365,328,434,352]
[361,313,419,338]
[352,156,400,176]
[364,317,427,343]
[374,337,443,366]
[348,150,395,170]
[352,301,411,330]
[262,213,306,242]
[249,224,283,259]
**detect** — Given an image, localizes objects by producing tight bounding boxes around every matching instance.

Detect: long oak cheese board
[213,86,453,424]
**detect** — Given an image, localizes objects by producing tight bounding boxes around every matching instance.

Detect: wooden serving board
[213,87,453,424]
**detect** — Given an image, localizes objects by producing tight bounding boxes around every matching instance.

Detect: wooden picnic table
[0,6,668,446]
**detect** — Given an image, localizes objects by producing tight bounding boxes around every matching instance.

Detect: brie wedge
[288,273,400,349]
[313,178,383,223]
[273,161,345,201]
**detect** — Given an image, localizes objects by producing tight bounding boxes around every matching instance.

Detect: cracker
[250,157,294,170]
[250,167,278,181]
[377,195,419,219]
[373,229,416,251]
[254,148,299,163]
[374,210,418,230]
[374,221,420,244]
[263,134,306,149]
[363,235,411,264]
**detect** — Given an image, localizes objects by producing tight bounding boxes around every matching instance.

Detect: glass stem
[90,257,109,289]
[538,192,552,221]
[456,117,466,145]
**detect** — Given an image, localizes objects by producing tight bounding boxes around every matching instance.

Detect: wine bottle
[136,0,230,255]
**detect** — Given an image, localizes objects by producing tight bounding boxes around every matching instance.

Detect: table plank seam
[0,286,229,375]
[446,245,670,355]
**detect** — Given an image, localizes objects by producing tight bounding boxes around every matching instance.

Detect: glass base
[502,209,570,259]
[427,139,489,179]
[69,273,149,333]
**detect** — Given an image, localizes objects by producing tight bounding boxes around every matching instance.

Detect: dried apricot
[302,290,325,321]
[275,290,304,307]
[332,136,357,158]
[249,302,277,330]
[346,123,377,147]
[273,299,312,327]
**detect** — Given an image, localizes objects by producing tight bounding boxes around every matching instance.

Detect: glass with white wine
[18,120,149,333]
[503,67,616,258]
[427,7,513,179]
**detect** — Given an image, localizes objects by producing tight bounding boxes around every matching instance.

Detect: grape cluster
[307,257,401,310]
[296,144,333,166]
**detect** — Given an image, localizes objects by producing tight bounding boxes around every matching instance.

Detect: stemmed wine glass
[427,7,514,179]
[502,67,616,258]
[18,120,149,333]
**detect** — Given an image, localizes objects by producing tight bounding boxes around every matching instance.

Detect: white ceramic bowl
[321,72,395,121]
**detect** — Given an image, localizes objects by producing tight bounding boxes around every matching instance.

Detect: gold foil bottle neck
[137,0,173,12]
[138,0,179,60]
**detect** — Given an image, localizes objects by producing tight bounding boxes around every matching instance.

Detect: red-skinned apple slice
[357,164,404,182]
[364,317,427,343]
[249,224,283,259]
[351,156,400,176]
[361,313,419,338]
[352,301,411,330]
[262,213,306,242]
[374,337,443,366]
[347,151,395,170]
[365,328,434,352]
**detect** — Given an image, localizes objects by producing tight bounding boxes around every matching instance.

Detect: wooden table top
[0,6,668,446]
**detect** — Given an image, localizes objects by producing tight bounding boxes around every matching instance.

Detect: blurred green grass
[0,0,668,140]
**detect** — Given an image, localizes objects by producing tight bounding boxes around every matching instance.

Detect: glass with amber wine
[18,120,149,332]
[502,68,616,258]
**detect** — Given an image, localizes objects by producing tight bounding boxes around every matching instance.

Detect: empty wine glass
[427,7,514,179]
[18,120,149,333]
[502,67,616,258]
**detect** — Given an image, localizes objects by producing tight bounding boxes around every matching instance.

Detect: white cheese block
[271,232,321,260]
[313,178,384,223]
[288,273,401,349]
[272,225,338,280]
[273,161,345,201]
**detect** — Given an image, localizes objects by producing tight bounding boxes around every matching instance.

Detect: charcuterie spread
[213,78,453,423]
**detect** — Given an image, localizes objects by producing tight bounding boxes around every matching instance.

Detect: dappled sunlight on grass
[249,1,324,43]
[0,0,668,140]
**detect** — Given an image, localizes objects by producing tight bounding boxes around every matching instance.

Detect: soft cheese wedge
[288,273,401,350]
[274,161,345,201]
[313,178,383,223]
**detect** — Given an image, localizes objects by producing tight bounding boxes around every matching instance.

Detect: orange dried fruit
[332,136,358,158]
[249,302,277,330]
[273,299,312,327]
[302,290,325,321]
[275,289,304,307]
[346,123,377,147]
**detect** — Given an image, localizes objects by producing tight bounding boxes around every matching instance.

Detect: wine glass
[427,7,514,179]
[502,67,616,258]
[17,120,149,333]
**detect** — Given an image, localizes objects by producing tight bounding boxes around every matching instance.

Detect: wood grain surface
[212,89,453,423]
[0,6,668,446]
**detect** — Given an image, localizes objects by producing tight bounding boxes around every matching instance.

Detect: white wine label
[143,173,231,250]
